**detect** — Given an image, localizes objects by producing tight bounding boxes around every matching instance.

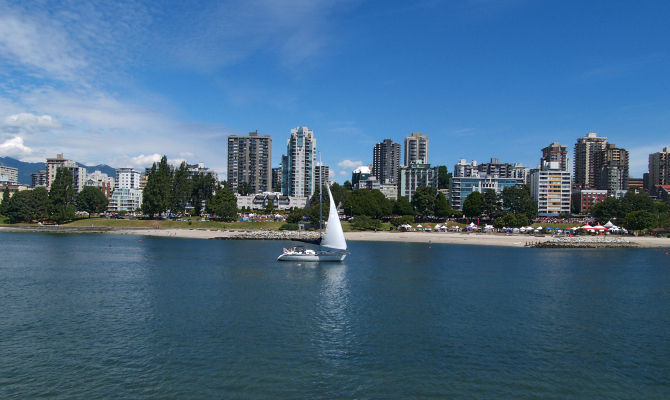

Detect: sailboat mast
[319,152,323,238]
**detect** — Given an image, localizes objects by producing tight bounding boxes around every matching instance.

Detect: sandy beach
[2,226,669,248]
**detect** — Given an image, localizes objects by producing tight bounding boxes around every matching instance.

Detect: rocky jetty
[530,236,638,248]
[212,230,321,241]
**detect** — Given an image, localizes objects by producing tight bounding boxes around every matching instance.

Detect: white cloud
[0,11,87,80]
[3,112,62,132]
[337,159,364,169]
[338,170,348,176]
[128,153,162,169]
[0,136,32,157]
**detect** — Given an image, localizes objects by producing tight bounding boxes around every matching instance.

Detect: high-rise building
[573,132,607,189]
[32,170,47,188]
[271,167,282,192]
[373,139,401,184]
[648,147,670,188]
[404,132,429,165]
[597,143,629,193]
[454,158,529,185]
[45,154,87,192]
[314,163,330,189]
[531,161,572,216]
[227,131,272,194]
[541,142,569,172]
[116,168,141,189]
[399,161,438,201]
[0,163,19,185]
[281,126,316,197]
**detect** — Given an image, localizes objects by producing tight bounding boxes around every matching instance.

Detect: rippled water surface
[1,232,670,398]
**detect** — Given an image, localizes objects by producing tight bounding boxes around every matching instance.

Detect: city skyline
[1,1,669,180]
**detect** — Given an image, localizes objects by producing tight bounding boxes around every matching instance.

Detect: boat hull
[277,251,347,262]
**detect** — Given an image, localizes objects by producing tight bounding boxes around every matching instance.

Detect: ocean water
[1,232,669,399]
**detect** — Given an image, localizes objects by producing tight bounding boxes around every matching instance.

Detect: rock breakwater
[530,236,638,248]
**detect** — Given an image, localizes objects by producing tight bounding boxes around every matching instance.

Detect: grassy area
[64,217,284,230]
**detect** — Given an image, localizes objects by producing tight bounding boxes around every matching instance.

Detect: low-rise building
[449,176,521,210]
[85,170,115,198]
[108,188,143,212]
[572,189,608,214]
[0,184,30,205]
[236,192,308,210]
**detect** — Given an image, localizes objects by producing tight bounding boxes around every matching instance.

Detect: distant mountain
[0,156,116,186]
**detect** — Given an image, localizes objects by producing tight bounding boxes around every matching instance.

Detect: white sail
[320,184,347,251]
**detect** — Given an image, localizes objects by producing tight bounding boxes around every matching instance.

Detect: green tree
[393,196,415,215]
[462,191,483,218]
[330,182,346,207]
[434,192,452,218]
[170,161,192,214]
[350,215,382,231]
[437,165,451,189]
[142,156,172,217]
[412,186,437,217]
[502,186,537,218]
[286,208,304,223]
[265,199,275,213]
[0,187,10,215]
[481,189,501,219]
[494,212,522,228]
[190,173,216,216]
[76,186,108,216]
[49,168,76,223]
[343,189,392,218]
[307,185,330,228]
[589,197,620,220]
[343,180,353,191]
[206,187,238,221]
[237,182,254,196]
[624,210,656,232]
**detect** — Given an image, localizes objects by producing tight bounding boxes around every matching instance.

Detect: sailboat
[277,184,347,262]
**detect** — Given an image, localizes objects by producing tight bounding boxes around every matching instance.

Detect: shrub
[351,216,382,231]
[279,223,299,231]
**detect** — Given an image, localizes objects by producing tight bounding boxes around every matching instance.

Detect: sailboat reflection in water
[277,184,347,262]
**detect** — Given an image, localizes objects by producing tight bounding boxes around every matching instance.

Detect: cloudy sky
[1,0,669,180]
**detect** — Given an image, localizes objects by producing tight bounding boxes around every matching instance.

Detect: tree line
[1,168,108,223]
[141,156,239,221]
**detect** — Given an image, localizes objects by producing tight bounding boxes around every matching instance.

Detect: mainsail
[319,184,347,251]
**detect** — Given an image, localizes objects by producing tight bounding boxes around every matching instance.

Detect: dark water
[1,233,669,399]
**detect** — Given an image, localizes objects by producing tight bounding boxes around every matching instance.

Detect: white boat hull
[277,251,347,262]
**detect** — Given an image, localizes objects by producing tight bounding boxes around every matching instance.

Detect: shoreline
[2,225,669,248]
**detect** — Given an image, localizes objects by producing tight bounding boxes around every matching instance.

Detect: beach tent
[425,225,432,231]
[593,224,607,231]
[604,221,614,228]
[581,224,594,231]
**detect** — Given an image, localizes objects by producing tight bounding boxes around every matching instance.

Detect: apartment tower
[573,132,607,189]
[648,147,670,187]
[281,126,316,197]
[227,131,273,194]
[373,139,401,184]
[404,132,429,165]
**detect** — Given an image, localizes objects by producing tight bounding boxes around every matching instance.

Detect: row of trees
[589,192,669,231]
[1,169,108,223]
[141,156,239,220]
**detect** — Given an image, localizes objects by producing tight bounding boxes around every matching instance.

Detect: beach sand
[2,226,669,248]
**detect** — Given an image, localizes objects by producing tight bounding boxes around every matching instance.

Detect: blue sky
[0,0,668,180]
